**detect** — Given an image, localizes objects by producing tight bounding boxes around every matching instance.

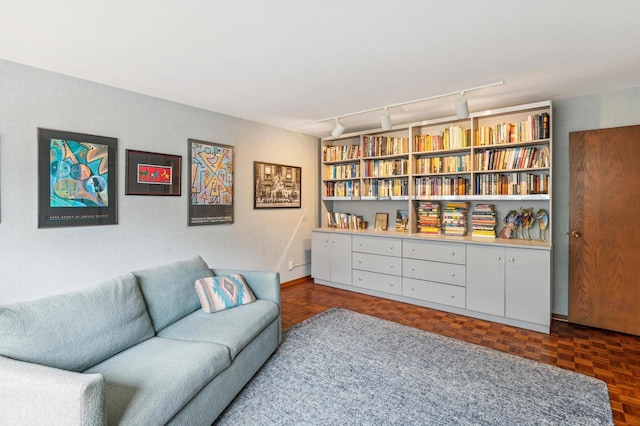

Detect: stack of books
[442,202,469,236]
[416,201,441,235]
[471,204,497,238]
[327,212,363,230]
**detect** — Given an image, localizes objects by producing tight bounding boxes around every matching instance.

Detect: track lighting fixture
[306,80,503,137]
[380,107,392,131]
[331,118,345,138]
[455,93,469,119]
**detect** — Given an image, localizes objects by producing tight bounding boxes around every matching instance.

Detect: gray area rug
[216,308,613,425]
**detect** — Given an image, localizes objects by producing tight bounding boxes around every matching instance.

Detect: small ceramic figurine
[520,207,536,240]
[536,209,549,241]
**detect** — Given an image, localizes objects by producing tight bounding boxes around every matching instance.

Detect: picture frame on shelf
[395,209,409,231]
[254,161,301,209]
[374,212,388,231]
[38,128,117,228]
[125,150,181,196]
[188,139,234,225]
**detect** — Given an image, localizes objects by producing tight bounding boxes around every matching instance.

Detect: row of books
[414,154,471,174]
[324,180,360,198]
[475,113,550,146]
[474,146,550,171]
[415,176,470,197]
[413,126,472,152]
[362,178,408,198]
[442,202,469,236]
[474,173,549,196]
[325,162,360,180]
[362,158,409,177]
[362,136,409,157]
[323,144,361,162]
[416,201,442,235]
[327,211,363,230]
[471,204,497,238]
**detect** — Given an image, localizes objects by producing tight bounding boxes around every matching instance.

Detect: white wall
[0,59,318,304]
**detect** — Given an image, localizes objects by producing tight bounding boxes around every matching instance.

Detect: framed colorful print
[38,128,117,228]
[188,139,234,225]
[125,150,181,196]
[254,161,301,209]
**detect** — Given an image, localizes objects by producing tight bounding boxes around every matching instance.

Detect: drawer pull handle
[450,294,455,299]
[509,257,515,262]
[358,260,362,264]
[390,246,394,250]
[359,242,363,246]
[450,251,455,256]
[389,283,394,287]
[496,256,501,261]
[411,287,415,291]
[358,277,362,281]
[451,273,455,277]
[411,267,415,271]
[411,247,415,252]
[389,264,394,268]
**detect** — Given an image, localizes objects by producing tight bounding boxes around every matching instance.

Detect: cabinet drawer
[402,277,465,308]
[403,239,465,264]
[403,258,465,287]
[353,235,401,257]
[353,252,402,276]
[353,269,402,295]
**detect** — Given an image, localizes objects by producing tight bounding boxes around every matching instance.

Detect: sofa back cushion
[133,255,212,331]
[0,273,154,372]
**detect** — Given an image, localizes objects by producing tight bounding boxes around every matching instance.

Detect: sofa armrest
[0,355,106,426]
[211,269,280,307]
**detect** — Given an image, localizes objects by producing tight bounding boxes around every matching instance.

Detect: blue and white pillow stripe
[194,274,256,313]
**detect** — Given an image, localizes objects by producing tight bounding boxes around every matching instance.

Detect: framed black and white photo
[254,161,301,209]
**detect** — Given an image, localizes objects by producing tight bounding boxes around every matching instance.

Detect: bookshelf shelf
[320,101,552,246]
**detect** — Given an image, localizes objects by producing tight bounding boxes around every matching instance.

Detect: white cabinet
[311,232,352,285]
[401,239,466,308]
[467,244,550,327]
[352,235,402,295]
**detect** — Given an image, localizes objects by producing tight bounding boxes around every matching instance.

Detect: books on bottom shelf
[442,202,469,236]
[471,203,497,238]
[416,201,441,235]
[327,212,363,230]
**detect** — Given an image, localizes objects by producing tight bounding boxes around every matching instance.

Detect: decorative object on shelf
[499,210,521,239]
[374,213,388,231]
[125,150,181,196]
[395,210,409,232]
[536,209,549,241]
[254,161,301,209]
[38,128,117,228]
[188,139,234,225]
[520,207,536,240]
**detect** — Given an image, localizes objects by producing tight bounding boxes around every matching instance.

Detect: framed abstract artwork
[125,150,181,196]
[188,139,234,225]
[38,128,117,228]
[253,161,301,209]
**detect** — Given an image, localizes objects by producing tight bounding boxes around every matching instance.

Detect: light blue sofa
[0,256,281,425]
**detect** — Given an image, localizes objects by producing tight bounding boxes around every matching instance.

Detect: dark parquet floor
[281,279,640,426]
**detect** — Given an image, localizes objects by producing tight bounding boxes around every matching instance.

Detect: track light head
[381,108,392,131]
[331,118,345,138]
[455,94,469,119]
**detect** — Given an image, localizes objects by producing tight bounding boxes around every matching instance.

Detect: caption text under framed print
[188,139,234,225]
[254,161,301,209]
[38,128,117,228]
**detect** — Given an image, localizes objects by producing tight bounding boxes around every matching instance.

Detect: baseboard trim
[281,275,311,288]
[552,313,568,322]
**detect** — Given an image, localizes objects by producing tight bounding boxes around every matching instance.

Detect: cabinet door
[466,245,505,316]
[505,248,550,326]
[311,232,331,281]
[329,233,352,285]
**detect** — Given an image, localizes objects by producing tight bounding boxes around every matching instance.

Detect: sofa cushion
[0,273,154,372]
[194,274,256,313]
[158,300,279,359]
[84,336,230,426]
[133,255,212,332]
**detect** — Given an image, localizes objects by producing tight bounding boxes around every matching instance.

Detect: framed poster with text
[188,139,234,225]
[38,128,117,228]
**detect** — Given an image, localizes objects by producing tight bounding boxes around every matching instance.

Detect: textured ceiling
[1,0,639,137]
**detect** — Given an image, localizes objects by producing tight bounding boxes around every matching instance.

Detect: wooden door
[569,125,640,335]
